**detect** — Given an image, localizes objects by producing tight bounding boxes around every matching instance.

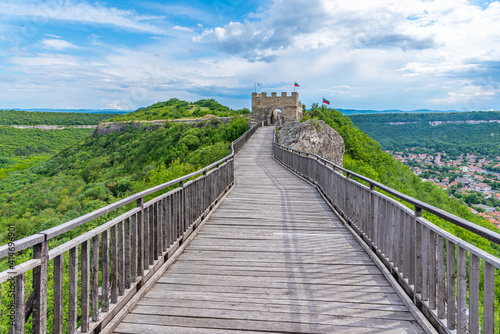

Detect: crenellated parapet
[251,91,303,124]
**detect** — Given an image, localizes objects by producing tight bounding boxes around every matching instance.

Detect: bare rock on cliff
[276,120,345,167]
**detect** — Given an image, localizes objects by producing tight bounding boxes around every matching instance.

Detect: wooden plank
[130,214,137,286]
[102,229,110,312]
[124,217,131,289]
[81,240,90,332]
[469,253,480,334]
[446,240,456,330]
[68,247,78,333]
[437,235,446,319]
[53,255,64,334]
[32,241,48,334]
[91,235,100,322]
[457,246,467,334]
[15,273,25,334]
[118,221,125,296]
[484,261,495,334]
[110,225,118,304]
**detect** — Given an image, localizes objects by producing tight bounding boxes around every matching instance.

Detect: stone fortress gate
[251,92,303,125]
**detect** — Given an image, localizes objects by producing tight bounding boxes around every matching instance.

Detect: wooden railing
[0,121,264,334]
[274,138,500,334]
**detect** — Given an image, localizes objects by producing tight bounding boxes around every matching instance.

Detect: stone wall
[251,92,303,124]
[276,120,344,167]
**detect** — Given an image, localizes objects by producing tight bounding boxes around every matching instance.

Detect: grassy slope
[108,98,250,122]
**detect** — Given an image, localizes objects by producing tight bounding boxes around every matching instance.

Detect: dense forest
[349,111,500,157]
[109,98,250,122]
[0,109,117,125]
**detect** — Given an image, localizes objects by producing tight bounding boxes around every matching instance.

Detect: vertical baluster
[394,209,401,270]
[81,240,90,332]
[484,262,495,334]
[388,204,395,264]
[118,221,125,296]
[130,214,137,285]
[101,229,109,312]
[124,217,131,289]
[373,195,379,250]
[421,225,429,302]
[398,209,405,273]
[68,247,78,333]
[110,225,117,303]
[32,240,48,334]
[53,254,64,334]
[379,198,385,254]
[469,253,480,334]
[15,273,25,334]
[447,240,456,330]
[153,202,161,261]
[158,199,164,255]
[143,207,149,271]
[409,212,416,286]
[149,205,155,265]
[403,213,411,280]
[91,235,99,322]
[437,235,446,319]
[162,198,168,252]
[429,231,437,310]
[180,181,185,234]
[457,246,467,334]
[137,198,144,278]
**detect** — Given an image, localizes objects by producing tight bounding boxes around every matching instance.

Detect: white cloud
[42,39,78,50]
[172,26,193,32]
[0,0,166,34]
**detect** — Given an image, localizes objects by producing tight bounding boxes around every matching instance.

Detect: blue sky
[0,0,500,111]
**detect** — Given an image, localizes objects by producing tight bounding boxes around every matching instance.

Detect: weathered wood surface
[114,127,425,333]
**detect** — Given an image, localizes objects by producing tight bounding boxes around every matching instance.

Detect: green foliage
[349,111,500,157]
[0,110,117,125]
[0,127,94,157]
[0,116,248,246]
[108,98,250,122]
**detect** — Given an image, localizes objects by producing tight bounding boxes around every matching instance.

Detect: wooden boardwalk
[113,127,426,333]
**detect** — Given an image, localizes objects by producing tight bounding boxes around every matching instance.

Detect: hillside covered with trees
[348,111,500,157]
[108,98,250,122]
[0,109,117,125]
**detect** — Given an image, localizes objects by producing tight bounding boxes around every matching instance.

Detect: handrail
[0,119,265,334]
[273,131,500,334]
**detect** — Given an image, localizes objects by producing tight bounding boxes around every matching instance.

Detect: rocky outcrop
[276,120,344,167]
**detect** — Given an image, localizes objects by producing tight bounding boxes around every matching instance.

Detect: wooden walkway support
[113,127,428,333]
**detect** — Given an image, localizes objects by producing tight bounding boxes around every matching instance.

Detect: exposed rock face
[276,120,345,167]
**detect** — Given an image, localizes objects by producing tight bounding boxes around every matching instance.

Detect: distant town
[388,148,500,228]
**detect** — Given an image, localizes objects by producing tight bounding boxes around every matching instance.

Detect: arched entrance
[271,109,283,125]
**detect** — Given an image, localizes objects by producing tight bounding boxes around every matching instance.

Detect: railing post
[32,239,48,334]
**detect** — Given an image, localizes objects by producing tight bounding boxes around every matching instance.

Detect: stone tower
[251,92,303,125]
